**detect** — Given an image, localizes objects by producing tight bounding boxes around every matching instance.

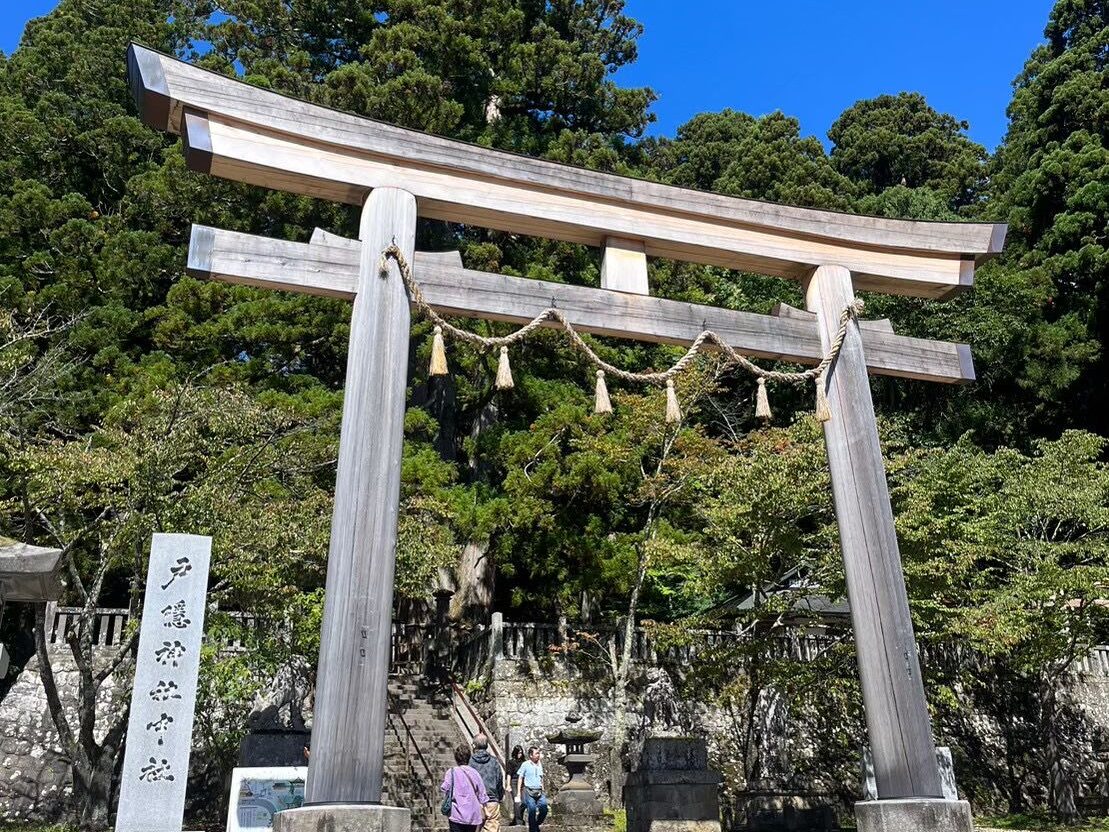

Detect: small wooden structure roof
[128,45,1006,301]
[0,536,64,602]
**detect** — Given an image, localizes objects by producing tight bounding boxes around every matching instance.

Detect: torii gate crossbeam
[127,43,1005,832]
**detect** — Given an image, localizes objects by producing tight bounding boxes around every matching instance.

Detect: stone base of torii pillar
[274,805,410,832]
[855,798,973,832]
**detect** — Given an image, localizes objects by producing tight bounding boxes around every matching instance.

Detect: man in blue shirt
[515,746,548,832]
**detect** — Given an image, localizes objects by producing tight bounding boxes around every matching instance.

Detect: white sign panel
[115,534,212,832]
[225,766,307,832]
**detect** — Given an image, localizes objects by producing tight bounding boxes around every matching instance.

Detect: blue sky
[2,0,1054,151]
[618,0,1054,150]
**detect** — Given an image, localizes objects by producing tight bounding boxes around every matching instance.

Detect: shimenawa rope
[379,245,863,423]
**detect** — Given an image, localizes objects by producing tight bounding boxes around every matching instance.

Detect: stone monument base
[625,738,722,832]
[854,798,973,832]
[273,804,410,832]
[238,729,312,767]
[550,787,606,825]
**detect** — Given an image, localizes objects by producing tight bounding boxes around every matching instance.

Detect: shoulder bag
[440,769,454,816]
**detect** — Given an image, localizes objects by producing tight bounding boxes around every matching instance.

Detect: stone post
[492,612,505,661]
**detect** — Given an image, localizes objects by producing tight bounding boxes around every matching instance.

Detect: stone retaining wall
[477,658,745,823]
[7,626,1109,828]
[0,649,123,823]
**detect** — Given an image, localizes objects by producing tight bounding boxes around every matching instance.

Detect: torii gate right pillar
[806,265,973,832]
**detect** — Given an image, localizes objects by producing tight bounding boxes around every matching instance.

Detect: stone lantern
[546,727,605,822]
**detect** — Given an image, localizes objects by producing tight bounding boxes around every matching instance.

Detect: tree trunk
[74,752,116,832]
[450,539,494,622]
[609,686,628,806]
[1042,681,1078,821]
[608,632,630,809]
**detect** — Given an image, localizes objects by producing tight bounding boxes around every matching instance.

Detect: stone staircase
[383,676,465,832]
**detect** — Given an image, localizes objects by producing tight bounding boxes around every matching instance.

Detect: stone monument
[239,656,313,768]
[115,534,212,832]
[642,668,681,734]
[625,737,722,832]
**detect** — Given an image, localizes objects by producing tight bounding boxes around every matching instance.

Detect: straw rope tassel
[594,370,612,414]
[814,372,831,422]
[429,325,448,376]
[495,346,514,390]
[665,379,681,423]
[755,377,772,420]
[378,245,861,426]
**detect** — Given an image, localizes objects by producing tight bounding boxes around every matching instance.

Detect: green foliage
[983,0,1108,436]
[977,813,1109,831]
[490,369,726,617]
[185,0,655,151]
[828,92,988,208]
[0,0,1106,822]
[893,430,1109,667]
[688,418,836,609]
[647,109,857,210]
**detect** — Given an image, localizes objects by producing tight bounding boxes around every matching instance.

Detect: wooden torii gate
[127,44,1005,832]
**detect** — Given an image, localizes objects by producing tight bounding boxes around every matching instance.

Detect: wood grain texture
[128,44,1007,298]
[305,189,416,805]
[187,225,976,384]
[772,302,894,334]
[184,111,976,299]
[806,265,942,800]
[601,237,649,295]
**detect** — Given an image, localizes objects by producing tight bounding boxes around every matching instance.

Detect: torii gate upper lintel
[127,43,1005,831]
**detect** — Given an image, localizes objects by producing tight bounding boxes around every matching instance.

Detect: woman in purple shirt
[441,742,489,831]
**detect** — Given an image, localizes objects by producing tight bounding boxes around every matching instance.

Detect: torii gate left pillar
[287,188,415,830]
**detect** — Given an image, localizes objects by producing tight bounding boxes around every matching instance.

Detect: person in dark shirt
[506,745,525,824]
[468,734,505,832]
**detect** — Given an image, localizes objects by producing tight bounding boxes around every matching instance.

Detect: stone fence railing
[45,603,130,647]
[455,614,832,669]
[456,615,1109,683]
[43,603,439,667]
[39,605,1109,683]
[1077,645,1109,676]
[43,603,262,651]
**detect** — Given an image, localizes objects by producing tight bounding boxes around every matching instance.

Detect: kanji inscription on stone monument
[115,533,211,832]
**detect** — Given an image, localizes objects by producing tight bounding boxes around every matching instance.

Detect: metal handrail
[449,678,504,766]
